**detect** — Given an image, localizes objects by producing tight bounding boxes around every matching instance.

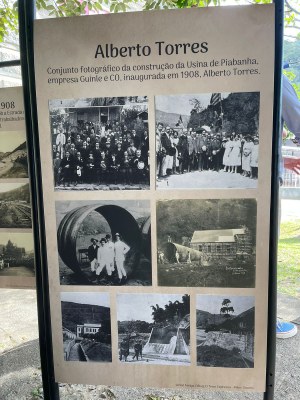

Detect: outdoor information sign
[34,5,275,392]
[0,87,35,289]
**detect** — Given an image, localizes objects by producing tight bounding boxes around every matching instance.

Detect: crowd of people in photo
[156,122,259,180]
[87,234,130,285]
[52,120,150,187]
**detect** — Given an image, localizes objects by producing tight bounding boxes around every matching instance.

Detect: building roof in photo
[78,323,102,328]
[191,228,246,244]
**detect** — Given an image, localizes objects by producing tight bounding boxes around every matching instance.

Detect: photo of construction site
[117,293,190,366]
[157,198,257,288]
[196,295,255,368]
[0,183,32,228]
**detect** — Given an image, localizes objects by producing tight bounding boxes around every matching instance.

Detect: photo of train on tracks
[196,295,255,368]
[156,198,257,288]
[56,200,152,286]
[0,183,32,228]
[0,232,35,278]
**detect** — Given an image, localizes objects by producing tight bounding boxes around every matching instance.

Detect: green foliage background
[2,0,298,43]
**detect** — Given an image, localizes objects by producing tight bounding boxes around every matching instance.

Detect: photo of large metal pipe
[57,204,151,280]
[164,242,202,263]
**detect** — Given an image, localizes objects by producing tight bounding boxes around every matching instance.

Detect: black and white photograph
[155,92,260,189]
[157,199,257,288]
[0,131,28,178]
[49,96,149,190]
[56,200,151,286]
[0,183,32,228]
[61,292,112,363]
[117,293,190,366]
[0,232,35,278]
[196,295,255,368]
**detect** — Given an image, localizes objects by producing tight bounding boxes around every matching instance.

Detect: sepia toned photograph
[156,92,260,189]
[0,183,32,228]
[196,295,255,368]
[0,131,28,179]
[49,96,149,190]
[61,292,112,363]
[56,200,151,286]
[157,199,257,288]
[117,293,190,366]
[0,232,35,278]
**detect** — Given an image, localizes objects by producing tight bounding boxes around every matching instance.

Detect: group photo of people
[49,96,150,190]
[155,91,260,189]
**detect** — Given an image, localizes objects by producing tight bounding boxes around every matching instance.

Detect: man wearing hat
[105,139,113,159]
[177,129,188,173]
[195,130,206,171]
[205,133,213,170]
[55,129,66,159]
[160,126,174,177]
[131,129,141,149]
[96,238,112,280]
[211,133,222,172]
[114,233,130,283]
[105,234,115,274]
[88,238,99,274]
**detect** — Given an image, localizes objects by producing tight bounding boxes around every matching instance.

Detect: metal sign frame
[15,1,283,399]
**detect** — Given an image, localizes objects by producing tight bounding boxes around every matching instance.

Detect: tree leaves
[0,0,18,42]
[0,0,299,44]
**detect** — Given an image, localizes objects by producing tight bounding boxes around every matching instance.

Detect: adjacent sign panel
[0,87,35,289]
[34,6,274,391]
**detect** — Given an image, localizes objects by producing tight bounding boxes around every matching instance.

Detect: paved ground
[157,169,257,189]
[55,183,149,191]
[0,266,35,278]
[0,288,299,400]
[280,199,300,222]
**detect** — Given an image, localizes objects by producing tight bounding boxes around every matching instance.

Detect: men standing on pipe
[87,238,99,276]
[114,233,130,284]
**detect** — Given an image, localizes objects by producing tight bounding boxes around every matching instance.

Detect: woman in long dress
[242,136,254,177]
[250,137,259,179]
[230,135,242,173]
[223,135,234,172]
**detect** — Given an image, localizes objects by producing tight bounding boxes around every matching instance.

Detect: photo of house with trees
[196,295,255,368]
[61,292,112,363]
[117,293,190,365]
[0,232,34,277]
